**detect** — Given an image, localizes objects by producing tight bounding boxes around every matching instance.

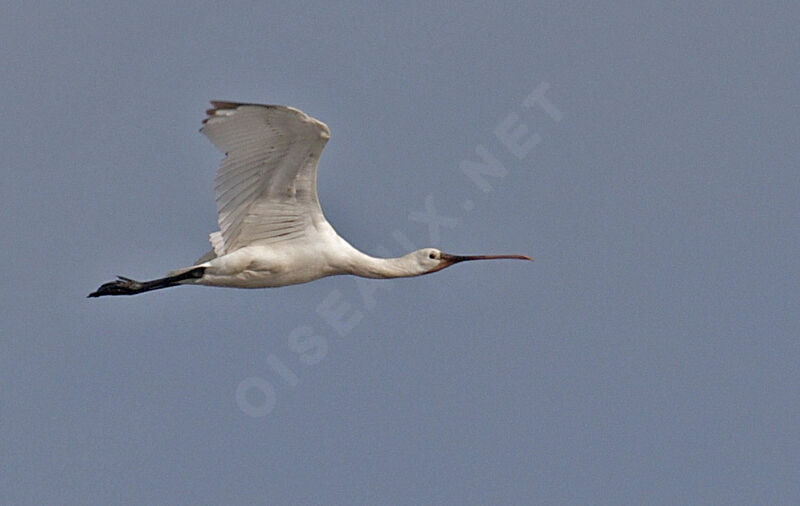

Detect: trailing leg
[88,267,205,297]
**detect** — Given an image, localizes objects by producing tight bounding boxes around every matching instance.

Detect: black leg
[88,267,205,298]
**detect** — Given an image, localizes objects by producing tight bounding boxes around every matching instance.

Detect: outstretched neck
[340,250,420,279]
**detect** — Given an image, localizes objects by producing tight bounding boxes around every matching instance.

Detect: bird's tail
[167,265,207,278]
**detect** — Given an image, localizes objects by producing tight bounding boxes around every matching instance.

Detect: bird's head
[410,248,532,275]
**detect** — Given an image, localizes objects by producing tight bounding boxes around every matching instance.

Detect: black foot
[88,276,144,297]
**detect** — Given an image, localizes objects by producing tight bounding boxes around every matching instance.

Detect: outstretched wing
[200,101,331,254]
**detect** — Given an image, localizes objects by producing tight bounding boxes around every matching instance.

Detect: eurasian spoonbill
[89,101,531,297]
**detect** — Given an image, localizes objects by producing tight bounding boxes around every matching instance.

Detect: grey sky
[2,1,798,504]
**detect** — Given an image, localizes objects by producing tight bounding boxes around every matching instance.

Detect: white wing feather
[200,102,331,254]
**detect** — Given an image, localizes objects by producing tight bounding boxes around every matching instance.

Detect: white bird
[89,101,531,297]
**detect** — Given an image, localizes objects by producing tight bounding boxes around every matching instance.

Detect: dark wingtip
[203,100,244,124]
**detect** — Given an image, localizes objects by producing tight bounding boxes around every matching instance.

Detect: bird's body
[197,232,409,288]
[89,101,530,298]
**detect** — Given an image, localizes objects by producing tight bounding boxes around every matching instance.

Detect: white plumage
[203,103,329,254]
[89,101,530,297]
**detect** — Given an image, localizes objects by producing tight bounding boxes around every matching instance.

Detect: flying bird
[89,102,531,297]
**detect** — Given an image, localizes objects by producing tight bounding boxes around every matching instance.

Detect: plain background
[2,1,798,504]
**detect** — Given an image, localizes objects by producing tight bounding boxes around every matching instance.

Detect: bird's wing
[200,101,331,254]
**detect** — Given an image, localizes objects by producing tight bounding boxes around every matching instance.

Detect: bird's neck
[339,249,419,279]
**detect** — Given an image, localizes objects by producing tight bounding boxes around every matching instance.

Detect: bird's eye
[429,252,436,259]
